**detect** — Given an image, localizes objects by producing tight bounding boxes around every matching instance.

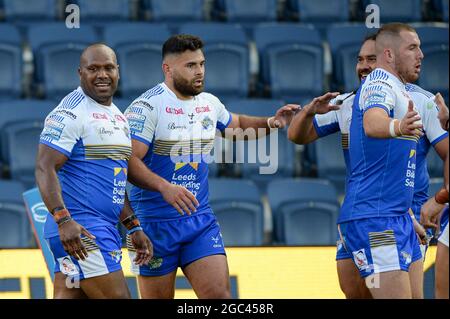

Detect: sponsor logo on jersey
[55,109,77,120]
[201,116,214,131]
[109,250,122,263]
[127,113,146,133]
[168,122,187,130]
[131,100,154,111]
[148,257,163,269]
[211,235,223,248]
[98,127,114,137]
[195,106,211,113]
[400,251,412,265]
[93,113,108,120]
[42,118,66,140]
[365,91,387,107]
[58,256,79,276]
[166,107,184,115]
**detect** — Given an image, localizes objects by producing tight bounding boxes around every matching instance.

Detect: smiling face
[394,30,424,83]
[164,49,205,99]
[356,39,377,82]
[78,44,119,106]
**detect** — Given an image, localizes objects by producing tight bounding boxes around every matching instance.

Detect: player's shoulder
[364,68,396,90]
[127,84,165,113]
[55,87,87,112]
[405,83,434,99]
[197,91,224,107]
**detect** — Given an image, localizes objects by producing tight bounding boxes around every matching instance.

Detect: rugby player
[35,44,152,298]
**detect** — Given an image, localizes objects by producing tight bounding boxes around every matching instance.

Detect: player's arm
[119,194,152,266]
[364,100,423,138]
[127,139,199,215]
[288,92,340,144]
[35,144,95,261]
[225,104,300,140]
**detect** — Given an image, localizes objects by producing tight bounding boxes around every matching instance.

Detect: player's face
[395,30,424,83]
[171,49,205,97]
[356,40,376,82]
[79,49,119,105]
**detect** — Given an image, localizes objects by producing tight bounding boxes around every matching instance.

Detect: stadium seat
[362,0,422,22]
[77,0,131,21]
[414,23,449,47]
[104,23,171,98]
[288,0,350,22]
[0,100,53,182]
[314,132,347,194]
[28,23,98,100]
[113,97,134,113]
[3,0,58,21]
[225,99,294,188]
[144,0,205,22]
[0,180,31,248]
[426,148,445,178]
[178,23,250,100]
[208,178,264,246]
[327,23,374,92]
[254,23,323,103]
[214,0,278,23]
[417,44,449,102]
[0,24,22,100]
[267,178,340,245]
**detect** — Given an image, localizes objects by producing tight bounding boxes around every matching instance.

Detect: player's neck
[164,81,194,101]
[377,63,405,84]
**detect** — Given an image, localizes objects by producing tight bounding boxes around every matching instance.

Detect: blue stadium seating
[28,23,98,100]
[290,0,350,22]
[3,0,58,21]
[225,99,295,190]
[267,178,340,245]
[414,24,449,46]
[0,24,22,100]
[113,97,134,113]
[428,178,444,197]
[327,23,374,92]
[314,132,347,194]
[426,148,445,178]
[76,0,131,21]
[0,100,53,181]
[362,0,422,22]
[145,0,205,22]
[103,23,171,98]
[0,180,31,248]
[178,23,250,100]
[254,23,323,103]
[418,44,449,101]
[208,178,264,245]
[214,0,278,23]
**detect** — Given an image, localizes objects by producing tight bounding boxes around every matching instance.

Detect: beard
[172,73,204,97]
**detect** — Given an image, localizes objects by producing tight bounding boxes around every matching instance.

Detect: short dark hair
[162,34,204,59]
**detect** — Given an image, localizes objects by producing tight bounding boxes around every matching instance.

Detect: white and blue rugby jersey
[313,92,355,182]
[406,83,448,218]
[125,83,232,221]
[340,68,419,223]
[40,87,132,238]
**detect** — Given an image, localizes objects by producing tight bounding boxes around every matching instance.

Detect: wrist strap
[389,119,398,137]
[122,214,141,230]
[127,226,143,235]
[52,208,71,223]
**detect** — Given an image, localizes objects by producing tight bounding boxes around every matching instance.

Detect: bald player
[35,44,152,299]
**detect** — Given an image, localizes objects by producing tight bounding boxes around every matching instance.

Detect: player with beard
[124,34,299,298]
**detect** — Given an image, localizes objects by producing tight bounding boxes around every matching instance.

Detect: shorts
[438,206,449,247]
[47,224,123,281]
[336,214,421,278]
[128,212,226,276]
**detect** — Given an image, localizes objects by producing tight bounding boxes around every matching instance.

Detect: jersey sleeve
[124,99,158,146]
[39,106,83,157]
[313,109,340,137]
[361,81,396,115]
[422,97,449,145]
[204,93,231,132]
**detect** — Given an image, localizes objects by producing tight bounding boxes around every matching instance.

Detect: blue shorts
[438,206,449,247]
[129,212,226,277]
[336,214,421,278]
[47,224,123,281]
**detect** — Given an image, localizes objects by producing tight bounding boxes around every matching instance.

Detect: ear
[384,48,394,63]
[162,62,171,77]
[78,67,82,78]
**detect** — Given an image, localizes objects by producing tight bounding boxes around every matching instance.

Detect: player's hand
[434,92,449,131]
[303,92,340,116]
[420,196,445,229]
[271,104,301,128]
[399,100,423,137]
[58,220,95,261]
[411,217,428,245]
[130,230,153,266]
[161,183,199,215]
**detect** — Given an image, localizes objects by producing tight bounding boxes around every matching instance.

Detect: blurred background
[0,0,448,298]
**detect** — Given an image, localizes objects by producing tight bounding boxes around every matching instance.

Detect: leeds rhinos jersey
[313,91,355,185]
[124,83,232,221]
[340,68,419,223]
[406,84,448,218]
[40,87,132,238]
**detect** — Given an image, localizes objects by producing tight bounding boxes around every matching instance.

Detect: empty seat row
[1,22,448,102]
[1,0,446,23]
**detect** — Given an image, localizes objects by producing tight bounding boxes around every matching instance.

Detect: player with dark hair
[124,34,299,298]
[35,44,152,299]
